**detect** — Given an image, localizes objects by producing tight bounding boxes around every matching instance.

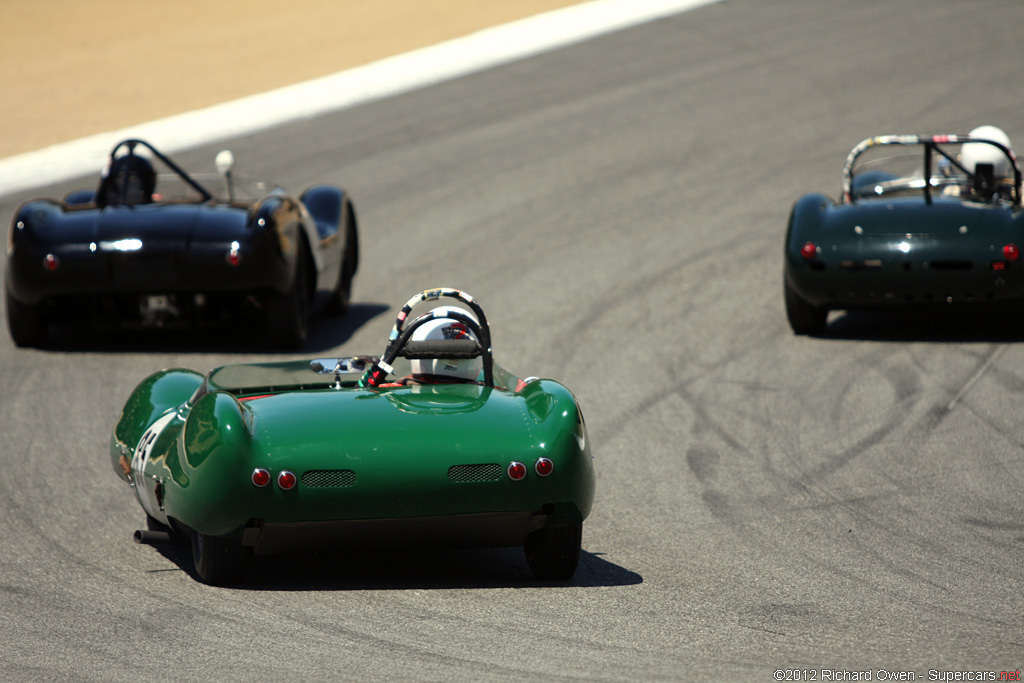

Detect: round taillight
[507,462,527,481]
[226,242,241,266]
[1004,244,1019,261]
[800,242,818,260]
[251,468,270,487]
[278,470,297,490]
[535,458,554,476]
[43,253,59,271]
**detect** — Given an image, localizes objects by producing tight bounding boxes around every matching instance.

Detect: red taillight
[800,242,818,260]
[535,458,554,476]
[1004,244,1019,261]
[251,468,270,487]
[226,242,241,266]
[278,470,296,490]
[507,462,526,481]
[43,253,59,271]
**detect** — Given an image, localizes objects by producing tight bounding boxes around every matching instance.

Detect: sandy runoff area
[0,0,583,160]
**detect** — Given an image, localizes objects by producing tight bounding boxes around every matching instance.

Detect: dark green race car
[110,288,595,585]
[784,127,1024,335]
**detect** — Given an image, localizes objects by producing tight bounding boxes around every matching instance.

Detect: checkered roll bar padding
[360,288,493,388]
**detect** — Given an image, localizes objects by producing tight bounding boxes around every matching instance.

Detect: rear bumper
[242,509,556,555]
[6,241,291,305]
[786,247,1024,309]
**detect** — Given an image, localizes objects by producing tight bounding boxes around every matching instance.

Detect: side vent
[448,464,502,483]
[301,470,356,488]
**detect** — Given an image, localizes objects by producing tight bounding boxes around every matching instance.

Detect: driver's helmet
[97,153,157,206]
[409,309,482,382]
[961,125,1013,180]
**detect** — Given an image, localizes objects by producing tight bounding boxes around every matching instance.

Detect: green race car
[110,288,595,585]
[784,126,1024,335]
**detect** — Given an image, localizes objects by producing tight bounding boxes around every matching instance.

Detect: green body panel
[109,367,204,484]
[110,358,595,550]
[785,193,1024,309]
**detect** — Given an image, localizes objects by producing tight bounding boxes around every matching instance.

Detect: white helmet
[409,309,482,381]
[962,125,1013,179]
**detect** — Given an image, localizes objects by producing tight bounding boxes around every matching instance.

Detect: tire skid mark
[670,345,918,534]
[548,229,779,379]
[775,492,1023,627]
[685,446,719,483]
[576,234,786,453]
[942,344,1007,413]
[734,478,1019,627]
[588,321,789,463]
[0,439,112,575]
[804,352,922,483]
[904,342,1024,450]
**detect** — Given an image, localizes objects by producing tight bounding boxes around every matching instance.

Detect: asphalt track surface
[2,0,1023,680]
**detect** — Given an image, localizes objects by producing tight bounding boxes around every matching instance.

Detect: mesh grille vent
[301,470,357,488]
[448,464,502,483]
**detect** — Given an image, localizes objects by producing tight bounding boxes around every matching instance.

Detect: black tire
[191,529,245,586]
[266,247,309,349]
[524,522,582,580]
[5,285,47,347]
[325,221,357,315]
[784,277,827,336]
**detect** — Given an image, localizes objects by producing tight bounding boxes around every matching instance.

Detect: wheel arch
[109,369,205,481]
[785,192,832,257]
[167,390,258,537]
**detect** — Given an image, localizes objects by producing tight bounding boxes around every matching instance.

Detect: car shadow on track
[145,542,641,590]
[34,301,390,354]
[816,309,1024,343]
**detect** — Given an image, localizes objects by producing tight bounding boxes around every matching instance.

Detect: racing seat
[96,154,156,206]
[971,162,996,200]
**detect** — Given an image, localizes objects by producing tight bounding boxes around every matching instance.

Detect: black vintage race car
[784,126,1024,335]
[5,139,358,348]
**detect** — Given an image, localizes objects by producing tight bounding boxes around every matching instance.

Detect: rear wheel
[524,522,582,580]
[6,285,47,347]
[266,248,309,349]
[326,222,357,315]
[191,529,245,586]
[784,277,827,336]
